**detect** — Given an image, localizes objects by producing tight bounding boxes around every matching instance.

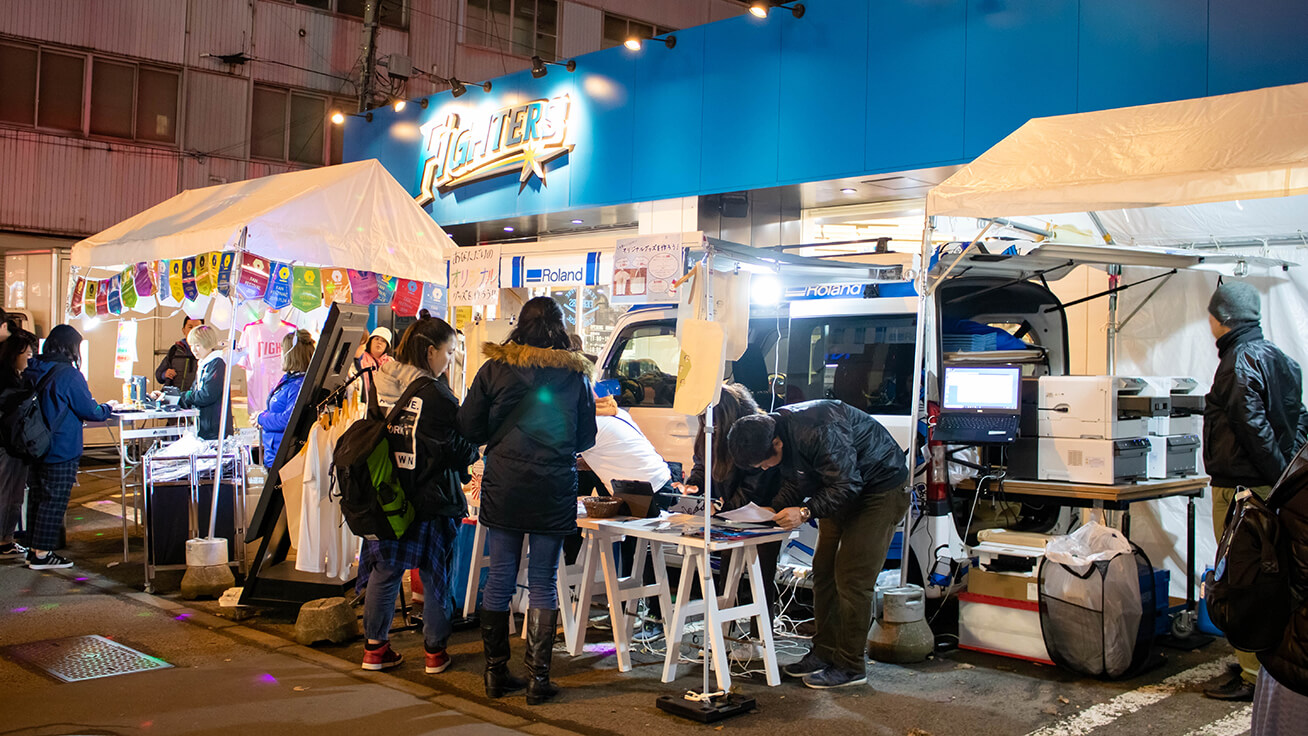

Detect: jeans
[482,527,564,611]
[0,453,28,543]
[811,488,912,675]
[363,562,452,651]
[1214,484,1273,685]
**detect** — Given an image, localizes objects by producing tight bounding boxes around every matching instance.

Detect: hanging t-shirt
[237,318,295,415]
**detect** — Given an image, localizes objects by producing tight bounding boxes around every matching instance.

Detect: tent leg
[208,230,245,540]
[900,218,933,586]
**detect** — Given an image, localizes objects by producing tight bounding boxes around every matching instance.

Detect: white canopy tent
[913,82,1308,605]
[71,159,455,542]
[72,158,453,281]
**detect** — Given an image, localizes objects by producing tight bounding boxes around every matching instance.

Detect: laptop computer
[933,364,1022,444]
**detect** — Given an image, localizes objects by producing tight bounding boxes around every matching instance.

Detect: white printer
[1034,437,1151,484]
[1145,434,1202,479]
[1036,376,1150,440]
[1147,376,1205,437]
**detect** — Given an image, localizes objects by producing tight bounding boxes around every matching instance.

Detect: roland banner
[501,251,606,288]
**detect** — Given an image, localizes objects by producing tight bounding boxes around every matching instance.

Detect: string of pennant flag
[70,251,447,320]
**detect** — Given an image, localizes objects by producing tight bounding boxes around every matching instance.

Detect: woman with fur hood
[459,296,597,705]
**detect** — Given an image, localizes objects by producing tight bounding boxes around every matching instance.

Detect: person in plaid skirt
[23,325,115,570]
[358,317,479,676]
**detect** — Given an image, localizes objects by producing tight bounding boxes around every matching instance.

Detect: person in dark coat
[23,325,115,569]
[358,317,479,676]
[177,325,234,441]
[729,399,909,690]
[256,330,313,468]
[155,316,204,390]
[1203,281,1308,701]
[0,329,38,558]
[1249,445,1308,734]
[458,296,596,705]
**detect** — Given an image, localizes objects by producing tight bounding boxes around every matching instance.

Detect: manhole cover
[4,635,172,682]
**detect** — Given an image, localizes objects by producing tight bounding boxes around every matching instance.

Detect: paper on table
[717,502,775,523]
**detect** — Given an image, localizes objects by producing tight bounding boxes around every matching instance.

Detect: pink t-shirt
[238,319,295,415]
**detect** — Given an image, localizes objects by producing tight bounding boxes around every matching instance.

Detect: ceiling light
[749,3,769,17]
[392,99,406,112]
[571,219,584,225]
[531,56,547,78]
[503,226,515,232]
[840,187,856,194]
[624,37,642,51]
[330,111,345,125]
[625,34,676,51]
[450,78,467,97]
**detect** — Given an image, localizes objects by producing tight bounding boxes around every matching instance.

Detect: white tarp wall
[1114,246,1308,598]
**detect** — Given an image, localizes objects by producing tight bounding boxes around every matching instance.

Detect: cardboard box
[968,567,1039,603]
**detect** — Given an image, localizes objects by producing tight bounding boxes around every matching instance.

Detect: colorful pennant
[291,266,323,312]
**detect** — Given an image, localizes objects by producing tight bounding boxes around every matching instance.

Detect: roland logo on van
[785,283,869,300]
[526,267,585,284]
[415,94,573,204]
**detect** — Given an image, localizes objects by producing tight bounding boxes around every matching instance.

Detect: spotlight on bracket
[750,1,805,19]
[531,55,578,78]
[625,33,676,51]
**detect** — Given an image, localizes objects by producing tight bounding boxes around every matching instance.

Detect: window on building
[136,68,179,143]
[252,84,331,165]
[38,51,84,132]
[90,60,134,138]
[466,0,557,60]
[601,13,675,50]
[0,44,38,126]
[290,0,407,29]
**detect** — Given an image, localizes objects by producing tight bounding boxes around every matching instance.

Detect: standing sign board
[449,245,502,307]
[611,235,686,304]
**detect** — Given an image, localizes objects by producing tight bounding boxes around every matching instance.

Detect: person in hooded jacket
[256,330,314,468]
[728,399,908,690]
[23,325,116,570]
[1203,281,1308,701]
[0,329,38,559]
[359,317,479,676]
[155,316,204,390]
[459,296,597,705]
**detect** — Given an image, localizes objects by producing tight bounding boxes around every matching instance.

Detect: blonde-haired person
[256,330,315,468]
[178,324,234,441]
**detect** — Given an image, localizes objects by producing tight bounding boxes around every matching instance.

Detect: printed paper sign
[237,253,271,300]
[291,266,323,312]
[448,245,501,307]
[612,234,686,304]
[264,262,293,309]
[114,319,138,380]
[390,278,422,316]
[323,268,351,304]
[348,269,378,305]
[5,256,26,310]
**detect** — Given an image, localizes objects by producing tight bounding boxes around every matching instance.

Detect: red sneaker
[361,643,403,671]
[425,648,451,674]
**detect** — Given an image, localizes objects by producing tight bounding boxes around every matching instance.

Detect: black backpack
[1204,446,1308,652]
[331,376,432,541]
[0,366,71,462]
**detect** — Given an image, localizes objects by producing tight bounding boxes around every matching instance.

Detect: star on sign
[520,143,549,188]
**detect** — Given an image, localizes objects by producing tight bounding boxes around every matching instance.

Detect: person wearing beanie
[1202,280,1308,702]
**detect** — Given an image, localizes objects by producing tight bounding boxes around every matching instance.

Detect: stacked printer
[1138,377,1204,479]
[1011,376,1153,484]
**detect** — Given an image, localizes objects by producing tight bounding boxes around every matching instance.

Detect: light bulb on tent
[750,275,782,305]
[82,316,101,331]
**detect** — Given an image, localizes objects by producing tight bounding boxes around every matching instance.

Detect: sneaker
[803,666,868,690]
[0,542,27,559]
[1204,674,1255,701]
[729,640,763,662]
[424,647,451,674]
[27,551,74,570]
[633,621,664,644]
[361,642,403,671]
[782,651,830,678]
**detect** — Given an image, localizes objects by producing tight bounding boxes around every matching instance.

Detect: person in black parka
[459,296,596,705]
[177,325,234,441]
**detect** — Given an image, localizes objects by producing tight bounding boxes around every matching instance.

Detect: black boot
[480,609,526,698]
[524,608,561,705]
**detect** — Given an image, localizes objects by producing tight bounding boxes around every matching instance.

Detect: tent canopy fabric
[71,159,453,284]
[927,82,1308,221]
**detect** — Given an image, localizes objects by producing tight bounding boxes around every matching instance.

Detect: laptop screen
[942,365,1021,412]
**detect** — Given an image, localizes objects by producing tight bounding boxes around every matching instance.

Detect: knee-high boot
[480,609,526,698]
[524,608,561,705]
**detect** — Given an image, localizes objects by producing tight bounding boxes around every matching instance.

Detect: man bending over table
[728,399,909,690]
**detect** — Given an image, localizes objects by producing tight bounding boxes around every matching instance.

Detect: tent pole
[208,228,245,540]
[1087,212,1120,375]
[901,216,933,586]
[702,245,715,700]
